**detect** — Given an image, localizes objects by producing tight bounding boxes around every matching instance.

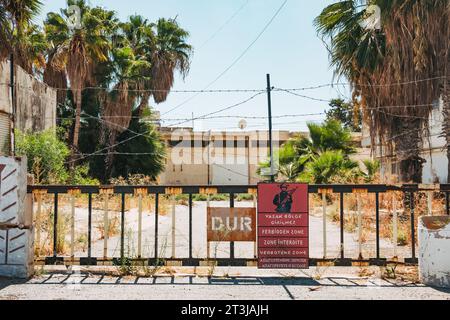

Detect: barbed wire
[1,76,446,93]
[63,92,266,164]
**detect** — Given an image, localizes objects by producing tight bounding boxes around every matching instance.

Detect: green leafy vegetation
[1,0,194,184]
[259,119,372,184]
[15,129,99,185]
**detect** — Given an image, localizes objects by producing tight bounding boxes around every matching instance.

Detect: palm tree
[99,15,192,179]
[315,0,449,183]
[0,1,12,62]
[259,120,356,181]
[15,24,47,74]
[299,150,360,184]
[150,18,193,103]
[0,0,44,70]
[44,0,115,168]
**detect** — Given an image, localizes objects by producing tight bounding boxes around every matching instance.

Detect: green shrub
[15,129,99,185]
[397,231,408,246]
[15,129,70,184]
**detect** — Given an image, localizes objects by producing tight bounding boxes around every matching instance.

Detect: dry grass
[309,189,446,247]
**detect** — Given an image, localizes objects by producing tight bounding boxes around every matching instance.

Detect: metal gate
[27,184,450,267]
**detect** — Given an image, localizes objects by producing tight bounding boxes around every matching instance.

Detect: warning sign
[257,183,309,269]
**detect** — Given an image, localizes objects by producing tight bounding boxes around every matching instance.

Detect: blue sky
[38,0,349,132]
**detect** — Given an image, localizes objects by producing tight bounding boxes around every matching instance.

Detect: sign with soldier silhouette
[257,183,309,269]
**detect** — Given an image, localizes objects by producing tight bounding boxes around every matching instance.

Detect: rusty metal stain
[68,188,81,195]
[199,187,218,195]
[99,188,114,195]
[134,188,148,196]
[165,187,183,195]
[421,216,450,231]
[32,189,47,195]
[318,188,333,194]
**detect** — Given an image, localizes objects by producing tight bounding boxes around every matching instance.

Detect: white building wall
[364,98,448,183]
[420,98,448,183]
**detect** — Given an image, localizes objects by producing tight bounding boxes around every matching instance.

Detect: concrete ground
[1,266,449,300]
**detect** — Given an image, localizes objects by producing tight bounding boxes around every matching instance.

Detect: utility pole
[266,74,275,182]
[9,53,15,156]
[207,129,211,185]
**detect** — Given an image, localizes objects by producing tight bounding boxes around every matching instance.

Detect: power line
[161,0,289,116]
[198,0,250,49]
[1,75,447,94]
[54,112,326,121]
[166,92,265,127]
[275,88,331,102]
[65,93,264,163]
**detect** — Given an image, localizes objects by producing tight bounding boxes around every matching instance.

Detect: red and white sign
[257,183,309,269]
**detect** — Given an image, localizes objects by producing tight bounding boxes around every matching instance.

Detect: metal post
[70,194,75,259]
[253,193,257,258]
[189,194,193,259]
[103,194,109,259]
[53,193,58,258]
[207,130,211,185]
[9,53,15,155]
[357,193,363,259]
[266,74,274,182]
[410,192,416,260]
[171,195,176,258]
[120,193,125,259]
[207,194,210,259]
[36,193,42,256]
[230,193,235,259]
[339,192,344,259]
[154,194,159,259]
[137,194,143,258]
[322,192,327,259]
[375,192,380,259]
[88,193,92,258]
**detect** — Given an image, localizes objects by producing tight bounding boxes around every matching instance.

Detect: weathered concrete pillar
[0,156,34,279]
[419,216,450,288]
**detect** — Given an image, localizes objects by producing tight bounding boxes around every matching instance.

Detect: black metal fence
[27,184,450,267]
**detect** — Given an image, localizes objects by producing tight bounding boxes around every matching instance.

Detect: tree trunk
[137,92,150,117]
[443,79,450,182]
[104,130,118,182]
[70,89,83,175]
[394,118,425,183]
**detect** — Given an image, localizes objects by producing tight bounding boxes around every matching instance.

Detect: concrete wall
[0,61,57,154]
[0,156,33,278]
[419,216,450,288]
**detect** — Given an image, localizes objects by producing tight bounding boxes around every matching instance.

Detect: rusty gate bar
[375,192,380,259]
[189,194,193,259]
[410,191,416,260]
[88,193,92,259]
[154,193,159,260]
[53,193,58,258]
[120,192,125,260]
[229,193,235,260]
[339,192,344,260]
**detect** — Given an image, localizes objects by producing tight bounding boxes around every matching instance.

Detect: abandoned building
[0,60,57,154]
